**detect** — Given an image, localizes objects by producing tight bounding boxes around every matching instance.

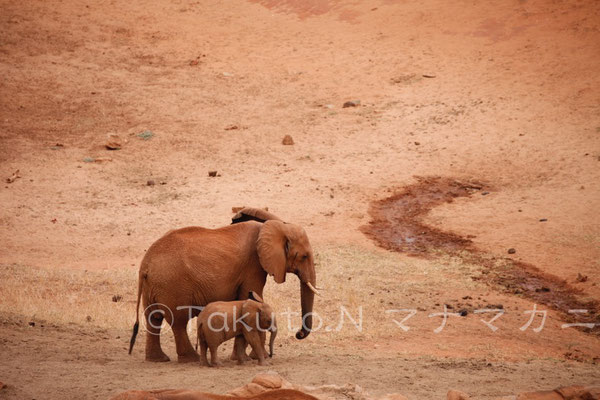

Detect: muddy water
[362,176,599,330]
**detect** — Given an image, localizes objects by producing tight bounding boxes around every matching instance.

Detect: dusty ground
[1,0,599,399]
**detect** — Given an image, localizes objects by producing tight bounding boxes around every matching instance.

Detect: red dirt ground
[1,0,599,399]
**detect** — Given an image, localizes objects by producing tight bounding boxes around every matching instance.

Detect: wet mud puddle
[361,176,599,331]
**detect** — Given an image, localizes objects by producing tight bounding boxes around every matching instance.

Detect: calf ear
[248,291,263,303]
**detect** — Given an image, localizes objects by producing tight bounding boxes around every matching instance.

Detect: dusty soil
[1,0,599,399]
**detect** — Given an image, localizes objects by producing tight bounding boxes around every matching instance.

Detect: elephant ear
[231,207,282,224]
[257,220,288,284]
[241,300,261,329]
[248,291,264,303]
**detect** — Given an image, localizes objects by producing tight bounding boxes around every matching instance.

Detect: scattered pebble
[222,72,233,77]
[342,100,361,108]
[422,74,436,78]
[147,179,156,186]
[112,294,123,302]
[458,309,468,317]
[535,287,550,292]
[481,191,489,196]
[50,143,64,150]
[5,169,20,183]
[282,135,294,145]
[576,273,588,283]
[539,218,547,222]
[83,157,95,163]
[208,171,218,177]
[105,133,122,150]
[224,124,239,131]
[86,315,92,322]
[414,141,420,146]
[28,321,35,327]
[507,248,516,254]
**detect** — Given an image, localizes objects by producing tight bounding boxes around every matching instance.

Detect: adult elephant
[128,208,319,362]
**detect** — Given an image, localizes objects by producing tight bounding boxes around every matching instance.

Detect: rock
[6,170,20,183]
[28,321,35,327]
[0,381,6,389]
[576,273,588,283]
[208,171,218,177]
[508,248,516,254]
[458,309,468,317]
[252,373,286,389]
[342,100,360,108]
[422,74,436,78]
[539,218,547,222]
[147,180,156,186]
[227,382,268,397]
[380,394,409,400]
[414,141,420,145]
[516,390,563,400]
[112,294,123,302]
[83,157,95,163]
[105,133,122,150]
[282,135,294,145]
[555,385,594,399]
[481,191,490,195]
[86,315,92,322]
[447,389,471,400]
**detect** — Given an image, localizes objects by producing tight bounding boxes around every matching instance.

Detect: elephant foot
[210,361,224,368]
[146,353,170,362]
[177,352,200,363]
[249,348,268,360]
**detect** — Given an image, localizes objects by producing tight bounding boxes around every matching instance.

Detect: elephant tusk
[306,282,321,296]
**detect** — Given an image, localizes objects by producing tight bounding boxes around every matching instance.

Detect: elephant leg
[199,339,209,366]
[173,319,199,363]
[209,344,223,367]
[144,310,170,362]
[245,331,268,366]
[249,330,268,360]
[234,335,247,365]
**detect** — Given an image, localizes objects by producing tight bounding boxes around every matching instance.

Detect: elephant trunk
[269,324,277,357]
[296,280,315,339]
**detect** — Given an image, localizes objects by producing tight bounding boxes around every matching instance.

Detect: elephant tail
[128,271,145,355]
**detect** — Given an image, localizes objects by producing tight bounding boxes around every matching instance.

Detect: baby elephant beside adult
[197,293,277,367]
[128,208,319,362]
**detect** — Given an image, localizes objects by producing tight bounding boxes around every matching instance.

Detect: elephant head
[256,220,318,340]
[242,296,278,357]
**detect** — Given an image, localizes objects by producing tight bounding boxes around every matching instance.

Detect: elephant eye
[302,255,308,260]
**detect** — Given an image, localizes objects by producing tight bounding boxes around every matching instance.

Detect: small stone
[481,191,490,195]
[0,381,6,389]
[343,100,361,108]
[146,180,155,186]
[105,133,122,150]
[447,389,470,400]
[208,171,218,177]
[422,74,436,78]
[225,124,239,131]
[414,141,420,145]
[28,321,35,327]
[576,273,588,283]
[282,135,294,145]
[458,309,468,317]
[539,218,547,222]
[112,294,123,302]
[83,157,95,163]
[535,287,550,293]
[508,248,516,254]
[86,315,92,322]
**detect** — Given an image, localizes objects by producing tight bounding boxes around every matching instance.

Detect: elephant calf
[196,294,277,367]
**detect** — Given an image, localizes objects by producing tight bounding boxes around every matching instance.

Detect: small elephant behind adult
[196,293,277,367]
